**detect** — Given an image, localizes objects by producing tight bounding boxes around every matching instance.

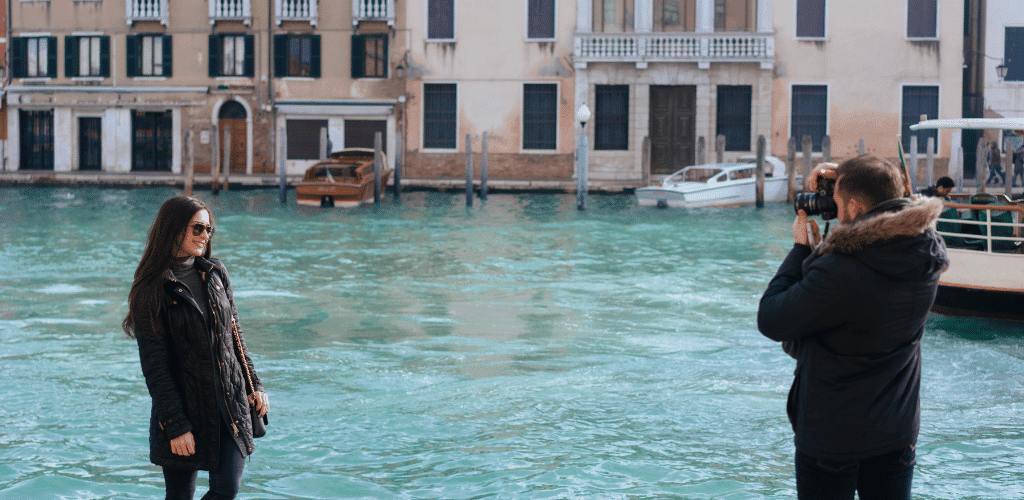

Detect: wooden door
[218,100,248,174]
[649,85,696,174]
[78,117,102,171]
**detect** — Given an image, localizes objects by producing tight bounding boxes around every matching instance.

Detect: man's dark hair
[835,154,904,209]
[936,176,955,189]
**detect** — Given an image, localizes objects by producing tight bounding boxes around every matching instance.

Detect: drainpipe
[267,0,276,180]
[4,0,12,171]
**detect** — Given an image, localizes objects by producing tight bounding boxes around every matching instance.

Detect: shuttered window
[523,84,557,150]
[716,85,752,152]
[906,0,937,39]
[127,35,172,77]
[1005,27,1024,82]
[423,83,457,149]
[901,86,938,154]
[286,120,329,160]
[595,85,629,151]
[796,0,825,38]
[791,85,827,152]
[274,34,321,78]
[12,37,57,78]
[20,110,54,170]
[528,0,555,39]
[351,34,387,78]
[209,34,254,77]
[427,0,455,40]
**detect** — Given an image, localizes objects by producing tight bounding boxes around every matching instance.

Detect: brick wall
[404,152,573,180]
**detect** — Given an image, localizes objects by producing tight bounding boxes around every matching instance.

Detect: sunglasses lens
[191,224,214,236]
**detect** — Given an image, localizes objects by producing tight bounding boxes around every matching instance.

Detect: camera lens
[793,192,838,220]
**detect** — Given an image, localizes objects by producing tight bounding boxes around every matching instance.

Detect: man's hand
[793,210,821,248]
[170,431,195,456]
[806,162,838,192]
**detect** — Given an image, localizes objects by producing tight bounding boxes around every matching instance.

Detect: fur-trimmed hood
[804,196,949,280]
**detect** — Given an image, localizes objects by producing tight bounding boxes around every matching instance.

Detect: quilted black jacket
[135,257,264,470]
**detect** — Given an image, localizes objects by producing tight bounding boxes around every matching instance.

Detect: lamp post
[576,104,591,210]
[996,62,1008,82]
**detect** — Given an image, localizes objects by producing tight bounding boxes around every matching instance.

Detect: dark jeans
[795,445,915,500]
[163,422,246,500]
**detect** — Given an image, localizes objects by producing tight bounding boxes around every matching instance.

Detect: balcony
[574,32,774,70]
[126,0,168,26]
[210,0,252,26]
[276,0,317,26]
[352,0,394,26]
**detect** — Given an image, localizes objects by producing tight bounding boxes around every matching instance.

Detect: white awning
[275,100,396,117]
[910,118,1024,131]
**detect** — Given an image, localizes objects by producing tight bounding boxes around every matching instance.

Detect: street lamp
[576,104,591,210]
[996,62,1009,82]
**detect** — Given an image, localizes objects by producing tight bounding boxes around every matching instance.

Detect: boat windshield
[667,167,723,183]
[308,165,358,180]
[729,168,755,180]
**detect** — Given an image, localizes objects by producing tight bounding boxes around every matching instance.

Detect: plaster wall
[984,0,1024,119]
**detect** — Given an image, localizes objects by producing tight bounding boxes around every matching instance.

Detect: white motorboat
[635,155,792,208]
[910,118,1024,321]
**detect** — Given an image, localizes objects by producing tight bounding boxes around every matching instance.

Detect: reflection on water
[1,188,1021,499]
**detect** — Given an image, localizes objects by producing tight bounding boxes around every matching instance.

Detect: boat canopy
[910,118,1024,131]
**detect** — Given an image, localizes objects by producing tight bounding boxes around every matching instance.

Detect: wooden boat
[910,118,1024,321]
[295,148,391,207]
[635,156,793,208]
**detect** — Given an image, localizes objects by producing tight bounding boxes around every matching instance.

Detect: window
[714,0,755,32]
[345,120,387,150]
[595,85,629,151]
[901,86,938,154]
[132,110,173,172]
[351,34,387,78]
[428,0,455,40]
[20,110,54,170]
[127,35,172,77]
[796,0,825,38]
[523,84,557,150]
[1005,27,1024,82]
[209,34,254,77]
[655,0,695,32]
[11,37,57,78]
[593,0,633,33]
[716,85,752,152]
[790,85,827,152]
[423,83,457,149]
[274,34,321,78]
[906,0,936,39]
[65,36,109,77]
[528,0,555,39]
[286,119,328,160]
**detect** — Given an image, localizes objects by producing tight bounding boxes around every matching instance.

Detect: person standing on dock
[757,154,949,500]
[123,195,269,500]
[920,176,955,199]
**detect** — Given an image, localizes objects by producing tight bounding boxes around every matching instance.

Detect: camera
[793,175,838,220]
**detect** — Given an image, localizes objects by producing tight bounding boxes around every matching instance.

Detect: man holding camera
[758,154,949,500]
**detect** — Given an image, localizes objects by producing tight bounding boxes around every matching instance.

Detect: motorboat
[635,155,792,208]
[910,118,1024,321]
[295,148,391,207]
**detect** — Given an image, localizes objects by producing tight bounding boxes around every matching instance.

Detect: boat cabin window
[308,165,358,180]
[729,168,755,180]
[667,167,722,183]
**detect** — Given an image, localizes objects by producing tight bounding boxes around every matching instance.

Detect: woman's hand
[170,432,195,456]
[253,391,269,417]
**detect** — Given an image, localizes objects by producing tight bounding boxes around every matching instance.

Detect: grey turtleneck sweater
[170,256,211,320]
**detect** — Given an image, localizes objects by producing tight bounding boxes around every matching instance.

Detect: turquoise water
[1,187,1022,500]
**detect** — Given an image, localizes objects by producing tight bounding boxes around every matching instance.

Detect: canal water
[0,187,1021,499]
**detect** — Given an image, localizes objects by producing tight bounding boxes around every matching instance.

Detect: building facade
[7,0,404,175]
[983,0,1024,120]
[771,0,963,171]
[574,0,774,186]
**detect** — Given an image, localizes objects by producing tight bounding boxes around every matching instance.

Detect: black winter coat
[135,257,264,470]
[758,197,949,462]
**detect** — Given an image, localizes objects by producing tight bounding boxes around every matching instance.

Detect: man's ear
[849,197,868,220]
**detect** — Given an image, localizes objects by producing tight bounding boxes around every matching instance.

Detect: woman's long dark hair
[122,196,214,339]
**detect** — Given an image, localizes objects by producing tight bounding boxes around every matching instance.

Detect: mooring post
[926,137,935,189]
[184,130,195,197]
[1005,138,1014,198]
[755,135,766,208]
[320,127,328,160]
[787,136,797,202]
[697,136,706,165]
[222,127,231,192]
[715,135,725,163]
[465,134,473,207]
[641,136,651,186]
[801,135,813,190]
[577,133,589,210]
[372,133,380,204]
[278,126,287,204]
[858,138,866,155]
[211,124,220,195]
[822,135,831,164]
[393,131,403,198]
[977,137,988,192]
[480,131,488,200]
[908,135,918,194]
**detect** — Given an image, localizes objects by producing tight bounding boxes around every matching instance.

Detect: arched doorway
[218,100,247,174]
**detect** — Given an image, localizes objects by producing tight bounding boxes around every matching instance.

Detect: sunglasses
[190,223,215,236]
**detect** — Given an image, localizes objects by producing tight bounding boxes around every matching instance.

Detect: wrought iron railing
[352,0,394,26]
[574,32,774,67]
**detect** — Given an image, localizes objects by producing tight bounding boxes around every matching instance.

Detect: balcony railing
[210,0,252,25]
[126,0,168,26]
[276,0,317,26]
[574,32,774,69]
[352,0,394,26]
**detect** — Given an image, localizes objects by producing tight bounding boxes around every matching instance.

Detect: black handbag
[232,319,268,438]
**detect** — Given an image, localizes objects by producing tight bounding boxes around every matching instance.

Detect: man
[758,154,949,500]
[920,176,955,199]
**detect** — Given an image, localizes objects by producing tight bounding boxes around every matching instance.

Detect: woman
[123,195,269,500]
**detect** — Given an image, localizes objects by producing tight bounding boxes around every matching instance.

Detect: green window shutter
[382,36,389,78]
[163,35,173,77]
[350,35,365,79]
[65,36,78,78]
[244,35,255,77]
[125,35,138,77]
[273,34,287,77]
[47,37,58,77]
[11,38,25,78]
[208,35,220,77]
[310,35,321,78]
[100,36,110,77]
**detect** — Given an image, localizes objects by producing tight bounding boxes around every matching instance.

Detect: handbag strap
[231,318,258,402]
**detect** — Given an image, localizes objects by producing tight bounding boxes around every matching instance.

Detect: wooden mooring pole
[211,124,220,195]
[278,126,287,204]
[374,132,383,204]
[465,134,473,207]
[909,135,918,194]
[222,127,231,192]
[715,135,725,163]
[184,130,195,197]
[926,137,935,189]
[787,136,797,202]
[393,131,403,198]
[480,131,488,200]
[801,135,813,190]
[755,135,766,208]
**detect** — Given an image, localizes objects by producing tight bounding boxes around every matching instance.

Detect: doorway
[218,100,248,174]
[649,85,696,174]
[79,117,102,171]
